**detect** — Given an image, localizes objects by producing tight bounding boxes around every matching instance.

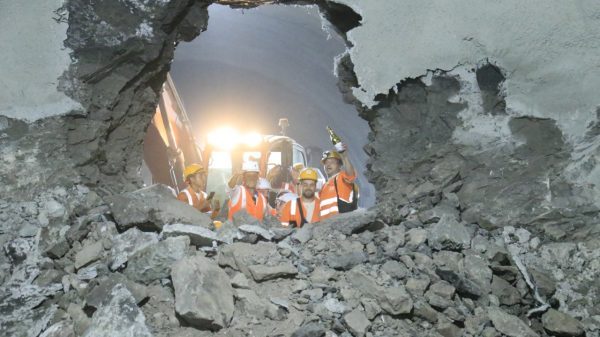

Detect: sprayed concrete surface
[0,0,82,121]
[335,0,600,137]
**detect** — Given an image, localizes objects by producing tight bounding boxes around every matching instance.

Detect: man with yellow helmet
[319,143,357,219]
[280,168,321,227]
[177,163,220,218]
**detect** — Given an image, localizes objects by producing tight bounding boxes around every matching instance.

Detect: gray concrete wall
[0,0,81,121]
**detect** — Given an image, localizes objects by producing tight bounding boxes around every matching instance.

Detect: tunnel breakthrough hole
[141,3,374,222]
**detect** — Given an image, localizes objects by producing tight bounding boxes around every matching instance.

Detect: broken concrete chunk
[85,273,148,308]
[109,227,158,271]
[343,307,370,337]
[238,224,275,241]
[488,307,539,337]
[346,268,413,315]
[234,288,282,320]
[124,236,189,284]
[419,204,460,224]
[82,284,152,337]
[231,273,250,289]
[172,255,234,330]
[74,241,103,270]
[542,309,585,337]
[107,184,213,231]
[248,263,298,282]
[436,268,484,298]
[162,223,219,247]
[326,251,367,271]
[291,323,326,337]
[461,254,492,293]
[490,275,520,306]
[291,223,314,244]
[428,215,471,251]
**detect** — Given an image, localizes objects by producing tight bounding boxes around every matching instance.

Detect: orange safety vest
[280,197,321,228]
[319,171,356,220]
[177,187,211,213]
[228,185,268,222]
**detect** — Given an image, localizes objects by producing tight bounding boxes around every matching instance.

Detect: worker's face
[257,189,269,197]
[243,172,259,189]
[323,158,342,176]
[301,180,316,199]
[189,171,207,190]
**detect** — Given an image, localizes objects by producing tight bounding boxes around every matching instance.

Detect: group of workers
[176,141,357,227]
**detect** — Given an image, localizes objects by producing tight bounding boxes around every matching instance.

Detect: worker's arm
[210,199,221,220]
[228,171,243,189]
[339,143,356,181]
[198,193,212,213]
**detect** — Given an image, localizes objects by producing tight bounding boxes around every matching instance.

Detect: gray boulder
[428,214,471,251]
[218,242,283,279]
[85,274,148,308]
[318,209,378,235]
[82,284,152,337]
[171,254,235,330]
[343,308,371,337]
[109,228,158,270]
[461,254,492,293]
[542,309,585,337]
[490,275,520,306]
[124,236,189,284]
[162,223,220,247]
[326,251,367,271]
[107,184,213,231]
[488,307,539,337]
[291,323,326,337]
[248,263,298,282]
[74,241,104,270]
[347,268,413,315]
[234,288,282,320]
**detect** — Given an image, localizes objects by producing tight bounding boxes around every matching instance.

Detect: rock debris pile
[1,183,598,337]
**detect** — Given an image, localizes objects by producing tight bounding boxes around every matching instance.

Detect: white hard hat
[257,177,271,190]
[242,161,260,173]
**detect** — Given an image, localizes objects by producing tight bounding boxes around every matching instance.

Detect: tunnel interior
[141,3,374,208]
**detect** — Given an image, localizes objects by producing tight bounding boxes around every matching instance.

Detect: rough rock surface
[171,255,234,330]
[83,284,152,337]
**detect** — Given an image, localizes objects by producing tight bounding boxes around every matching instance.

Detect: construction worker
[228,161,269,222]
[319,143,357,219]
[177,164,220,218]
[256,177,271,199]
[280,168,321,227]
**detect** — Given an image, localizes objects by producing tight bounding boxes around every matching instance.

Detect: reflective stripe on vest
[183,189,193,206]
[290,199,297,217]
[320,206,339,217]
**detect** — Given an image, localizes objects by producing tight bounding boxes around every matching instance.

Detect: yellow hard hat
[321,150,342,164]
[183,163,205,180]
[299,168,318,181]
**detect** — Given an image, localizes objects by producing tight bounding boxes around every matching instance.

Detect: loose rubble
[1,183,599,337]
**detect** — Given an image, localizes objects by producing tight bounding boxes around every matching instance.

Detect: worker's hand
[212,199,221,211]
[335,142,347,153]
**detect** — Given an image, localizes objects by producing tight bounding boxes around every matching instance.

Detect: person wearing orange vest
[319,143,357,220]
[228,161,269,222]
[177,164,220,218]
[280,168,321,227]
